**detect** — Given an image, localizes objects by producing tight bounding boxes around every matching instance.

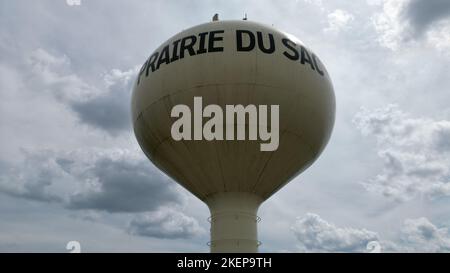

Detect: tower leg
[206,192,263,253]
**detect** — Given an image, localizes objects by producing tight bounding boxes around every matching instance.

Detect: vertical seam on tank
[250,131,278,193]
[214,138,226,192]
[178,139,216,196]
[262,130,316,199]
[213,85,227,192]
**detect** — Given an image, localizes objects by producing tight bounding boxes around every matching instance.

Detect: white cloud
[128,207,205,239]
[292,213,450,252]
[353,105,450,201]
[398,217,450,252]
[28,48,97,102]
[103,68,137,88]
[325,9,354,33]
[425,19,450,52]
[291,213,378,252]
[302,0,325,11]
[371,0,411,50]
[372,0,450,51]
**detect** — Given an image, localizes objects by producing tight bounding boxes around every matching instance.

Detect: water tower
[131,17,335,252]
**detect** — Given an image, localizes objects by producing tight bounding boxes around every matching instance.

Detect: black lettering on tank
[156,45,170,70]
[208,30,224,52]
[257,31,275,54]
[196,32,208,54]
[180,35,197,59]
[282,38,299,61]
[171,39,181,62]
[300,46,315,71]
[137,59,148,85]
[146,52,159,76]
[236,30,255,51]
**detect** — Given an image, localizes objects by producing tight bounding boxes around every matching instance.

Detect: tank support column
[206,192,263,253]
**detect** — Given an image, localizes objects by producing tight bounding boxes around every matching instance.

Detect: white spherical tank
[131,19,335,252]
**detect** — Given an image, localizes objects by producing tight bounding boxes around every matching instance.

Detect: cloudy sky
[1,0,450,252]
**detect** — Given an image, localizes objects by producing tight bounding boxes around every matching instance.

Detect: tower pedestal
[206,192,263,253]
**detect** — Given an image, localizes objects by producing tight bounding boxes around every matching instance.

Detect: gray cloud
[67,155,184,213]
[291,213,379,252]
[70,69,136,135]
[28,48,136,135]
[0,152,64,203]
[353,105,450,201]
[402,0,450,36]
[0,148,185,214]
[128,208,205,239]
